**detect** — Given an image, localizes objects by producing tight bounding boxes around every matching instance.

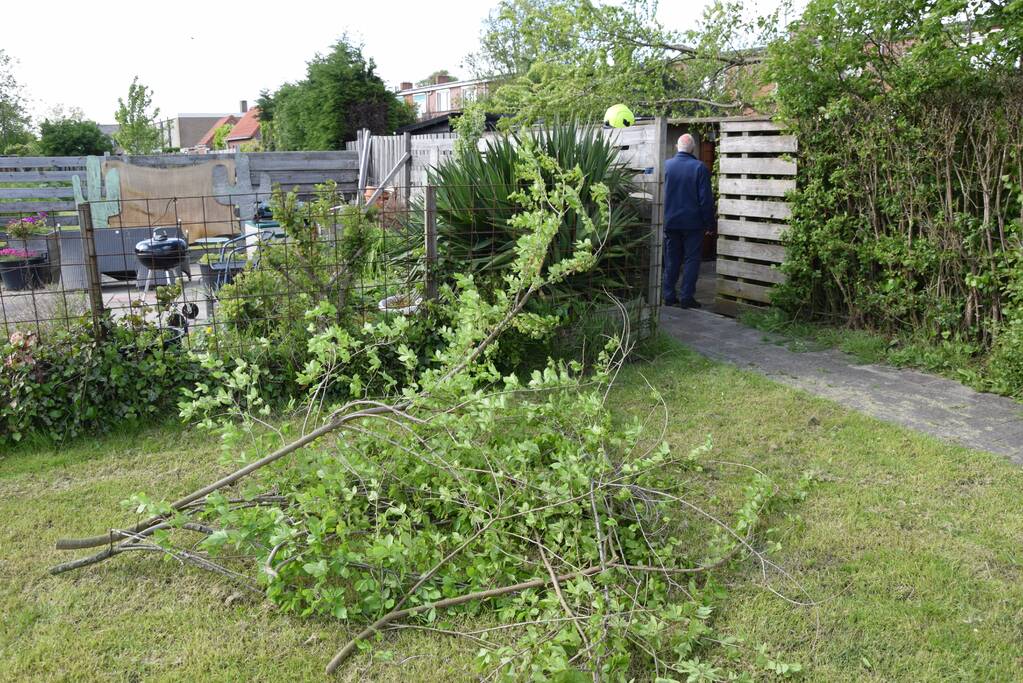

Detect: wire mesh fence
[0,178,662,360]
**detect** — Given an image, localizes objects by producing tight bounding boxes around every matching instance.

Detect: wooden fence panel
[715,120,796,316]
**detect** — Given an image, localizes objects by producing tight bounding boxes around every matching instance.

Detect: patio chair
[201,228,280,317]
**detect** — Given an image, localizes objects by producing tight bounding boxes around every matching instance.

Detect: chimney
[239,100,248,113]
[399,82,413,91]
[435,74,453,85]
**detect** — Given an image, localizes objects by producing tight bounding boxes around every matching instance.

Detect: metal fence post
[403,131,412,207]
[79,203,105,341]
[424,185,438,300]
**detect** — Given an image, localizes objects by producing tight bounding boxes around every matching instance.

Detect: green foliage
[199,181,422,402]
[39,118,114,156]
[417,123,648,298]
[262,36,415,151]
[415,69,456,87]
[211,123,233,151]
[470,0,779,123]
[0,320,202,447]
[113,76,162,154]
[766,0,1023,396]
[164,150,790,679]
[0,49,33,153]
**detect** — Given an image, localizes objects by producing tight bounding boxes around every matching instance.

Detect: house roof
[197,115,239,147]
[396,77,490,96]
[226,108,260,142]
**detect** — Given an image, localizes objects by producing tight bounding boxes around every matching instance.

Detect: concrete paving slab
[660,307,1023,465]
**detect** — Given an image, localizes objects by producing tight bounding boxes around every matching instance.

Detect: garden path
[660,307,1023,464]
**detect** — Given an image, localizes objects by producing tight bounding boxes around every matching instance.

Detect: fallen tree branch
[325,565,606,675]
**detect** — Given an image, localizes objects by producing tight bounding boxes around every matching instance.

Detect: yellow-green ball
[604,104,635,128]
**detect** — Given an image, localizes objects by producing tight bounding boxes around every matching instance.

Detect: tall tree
[0,49,33,153]
[264,36,415,151]
[39,118,114,156]
[468,0,779,124]
[113,77,162,154]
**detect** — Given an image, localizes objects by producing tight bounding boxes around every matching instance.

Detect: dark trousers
[662,229,704,304]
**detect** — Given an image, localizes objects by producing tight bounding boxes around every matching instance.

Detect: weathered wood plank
[717,258,786,284]
[0,156,87,168]
[715,277,774,303]
[716,237,787,263]
[0,171,82,182]
[719,135,798,154]
[719,120,785,133]
[716,219,787,241]
[262,170,358,186]
[718,177,795,198]
[719,156,797,176]
[0,200,77,213]
[0,187,76,198]
[249,157,362,171]
[718,198,792,220]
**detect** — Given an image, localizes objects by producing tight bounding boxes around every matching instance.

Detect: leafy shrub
[0,320,203,446]
[767,0,1023,360]
[209,182,406,400]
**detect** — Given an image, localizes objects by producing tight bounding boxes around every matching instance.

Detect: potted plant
[0,248,46,290]
[5,212,60,284]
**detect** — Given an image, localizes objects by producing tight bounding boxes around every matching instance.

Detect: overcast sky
[2,0,793,124]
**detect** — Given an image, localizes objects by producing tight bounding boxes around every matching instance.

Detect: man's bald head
[677,134,696,154]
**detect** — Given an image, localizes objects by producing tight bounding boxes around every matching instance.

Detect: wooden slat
[719,198,792,220]
[0,187,76,198]
[0,171,83,182]
[0,156,86,168]
[717,219,787,241]
[0,200,77,214]
[715,277,774,303]
[249,156,360,172]
[719,156,797,176]
[717,238,787,263]
[719,135,797,154]
[262,170,358,186]
[717,258,786,284]
[720,120,785,133]
[718,177,795,198]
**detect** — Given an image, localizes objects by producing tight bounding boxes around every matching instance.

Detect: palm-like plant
[405,123,650,301]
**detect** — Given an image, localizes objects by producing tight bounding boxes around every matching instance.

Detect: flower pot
[4,232,61,284]
[0,256,46,291]
[377,293,422,315]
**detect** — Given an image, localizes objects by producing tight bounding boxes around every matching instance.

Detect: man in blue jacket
[662,133,715,308]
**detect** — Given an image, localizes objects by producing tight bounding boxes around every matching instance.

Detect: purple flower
[0,247,38,259]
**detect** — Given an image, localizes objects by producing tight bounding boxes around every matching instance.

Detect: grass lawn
[2,335,1022,680]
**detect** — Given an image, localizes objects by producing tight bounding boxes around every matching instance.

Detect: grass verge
[2,335,1022,680]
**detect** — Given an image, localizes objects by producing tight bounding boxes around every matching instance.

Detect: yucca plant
[401,123,650,301]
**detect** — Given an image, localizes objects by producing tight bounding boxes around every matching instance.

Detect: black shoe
[679,299,703,309]
[664,299,683,308]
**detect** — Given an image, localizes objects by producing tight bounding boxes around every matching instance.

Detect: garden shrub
[766,0,1023,394]
[397,122,650,371]
[0,319,203,446]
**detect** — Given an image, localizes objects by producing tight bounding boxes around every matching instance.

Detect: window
[461,86,476,104]
[413,93,427,116]
[435,89,451,112]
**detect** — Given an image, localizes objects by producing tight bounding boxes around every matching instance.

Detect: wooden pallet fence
[714,119,796,317]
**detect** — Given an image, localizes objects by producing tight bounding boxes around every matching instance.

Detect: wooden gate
[714,119,796,316]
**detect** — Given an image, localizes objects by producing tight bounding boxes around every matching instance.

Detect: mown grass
[2,334,1022,680]
[740,308,1002,398]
